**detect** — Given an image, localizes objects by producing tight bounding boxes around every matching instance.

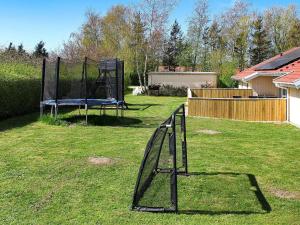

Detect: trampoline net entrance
[132,104,188,212]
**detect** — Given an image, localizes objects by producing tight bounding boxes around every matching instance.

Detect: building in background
[233,47,300,127]
[148,71,218,88]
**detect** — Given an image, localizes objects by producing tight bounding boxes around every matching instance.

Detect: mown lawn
[0,95,299,225]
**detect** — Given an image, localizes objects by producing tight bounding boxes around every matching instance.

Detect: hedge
[0,77,41,119]
[0,55,41,119]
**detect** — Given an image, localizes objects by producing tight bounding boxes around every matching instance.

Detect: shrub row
[148,85,188,97]
[0,56,42,119]
[0,77,41,119]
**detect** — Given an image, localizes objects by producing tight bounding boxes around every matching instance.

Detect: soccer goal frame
[131,104,188,213]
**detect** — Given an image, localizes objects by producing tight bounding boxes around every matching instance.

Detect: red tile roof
[233,47,300,83]
[273,60,300,84]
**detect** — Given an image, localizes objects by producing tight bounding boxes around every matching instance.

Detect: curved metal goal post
[132,104,188,213]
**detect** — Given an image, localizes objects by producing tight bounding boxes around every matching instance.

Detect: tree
[62,32,83,60]
[264,5,298,53]
[5,42,17,54]
[139,0,177,87]
[163,20,184,71]
[220,1,250,71]
[177,42,193,68]
[187,0,209,71]
[101,5,131,58]
[208,20,227,77]
[234,29,249,71]
[287,18,300,49]
[17,44,26,55]
[61,10,102,60]
[249,16,271,66]
[81,10,103,59]
[208,20,222,52]
[33,41,48,58]
[131,11,146,86]
[201,26,210,71]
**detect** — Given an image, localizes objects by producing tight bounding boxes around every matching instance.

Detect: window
[280,88,287,98]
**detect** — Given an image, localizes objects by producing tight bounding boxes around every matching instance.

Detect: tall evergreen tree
[17,44,26,55]
[33,41,48,58]
[163,20,184,71]
[5,42,17,54]
[249,16,271,66]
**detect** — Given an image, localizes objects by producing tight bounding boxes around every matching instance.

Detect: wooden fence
[190,88,254,98]
[188,98,287,122]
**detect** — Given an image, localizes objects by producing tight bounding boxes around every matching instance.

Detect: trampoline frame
[40,57,126,123]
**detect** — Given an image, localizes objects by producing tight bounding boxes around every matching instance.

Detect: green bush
[148,85,188,97]
[0,77,41,119]
[0,56,41,119]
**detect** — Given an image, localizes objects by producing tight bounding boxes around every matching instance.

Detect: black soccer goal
[132,104,188,213]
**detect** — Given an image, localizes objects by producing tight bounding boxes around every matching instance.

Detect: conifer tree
[163,20,184,71]
[17,44,26,55]
[249,16,271,66]
[33,41,48,58]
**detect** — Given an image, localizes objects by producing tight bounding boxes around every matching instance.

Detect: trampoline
[40,57,126,123]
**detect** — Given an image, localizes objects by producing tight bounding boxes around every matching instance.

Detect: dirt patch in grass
[88,157,115,166]
[197,129,222,135]
[269,188,300,200]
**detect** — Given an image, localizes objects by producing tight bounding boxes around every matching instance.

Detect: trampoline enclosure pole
[55,57,60,105]
[84,57,88,124]
[115,58,119,101]
[85,104,88,125]
[122,61,125,103]
[54,57,60,120]
[40,58,46,117]
[84,57,88,106]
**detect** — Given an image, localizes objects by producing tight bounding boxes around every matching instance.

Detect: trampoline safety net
[42,59,57,101]
[132,104,188,213]
[59,58,85,100]
[41,57,125,103]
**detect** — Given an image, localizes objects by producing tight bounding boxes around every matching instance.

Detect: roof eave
[274,80,300,89]
[242,71,287,82]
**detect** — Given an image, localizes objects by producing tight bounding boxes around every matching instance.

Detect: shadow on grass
[44,114,165,128]
[178,172,271,215]
[66,115,142,127]
[0,113,39,132]
[126,103,162,111]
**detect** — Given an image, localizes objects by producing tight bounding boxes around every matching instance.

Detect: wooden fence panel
[191,88,254,98]
[188,98,287,122]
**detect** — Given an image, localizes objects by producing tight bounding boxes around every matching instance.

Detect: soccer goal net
[132,104,188,213]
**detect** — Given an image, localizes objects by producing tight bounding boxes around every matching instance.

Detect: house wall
[289,88,300,127]
[148,72,217,88]
[248,76,280,97]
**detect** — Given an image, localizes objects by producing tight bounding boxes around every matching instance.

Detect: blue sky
[0,0,299,52]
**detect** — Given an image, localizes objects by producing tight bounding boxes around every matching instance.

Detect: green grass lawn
[0,95,299,225]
